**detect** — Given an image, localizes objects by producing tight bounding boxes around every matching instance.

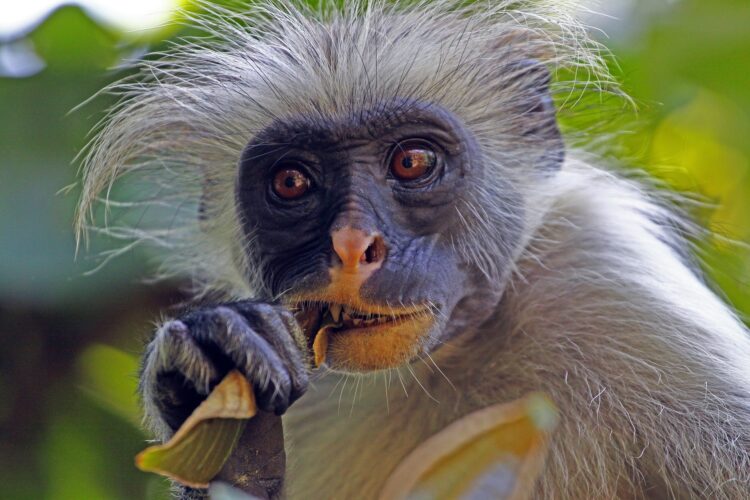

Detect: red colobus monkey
[77,1,750,498]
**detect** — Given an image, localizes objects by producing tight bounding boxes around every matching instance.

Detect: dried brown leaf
[379,393,558,500]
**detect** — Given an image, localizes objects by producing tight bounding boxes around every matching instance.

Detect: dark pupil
[284,175,296,188]
[402,155,413,169]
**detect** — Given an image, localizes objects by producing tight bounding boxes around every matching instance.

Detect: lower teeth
[323,306,392,328]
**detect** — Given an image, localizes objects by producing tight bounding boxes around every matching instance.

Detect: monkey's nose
[331,227,386,272]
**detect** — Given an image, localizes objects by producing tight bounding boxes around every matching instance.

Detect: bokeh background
[1,0,749,498]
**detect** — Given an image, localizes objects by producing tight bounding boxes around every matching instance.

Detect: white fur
[285,161,750,498]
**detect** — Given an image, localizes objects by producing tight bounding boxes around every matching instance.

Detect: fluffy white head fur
[75,0,620,298]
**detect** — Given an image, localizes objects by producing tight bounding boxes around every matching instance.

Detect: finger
[233,302,309,400]
[142,320,222,430]
[271,308,310,401]
[186,307,294,415]
[147,320,220,395]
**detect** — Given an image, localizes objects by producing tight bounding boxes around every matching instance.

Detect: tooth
[330,304,342,323]
[353,318,362,326]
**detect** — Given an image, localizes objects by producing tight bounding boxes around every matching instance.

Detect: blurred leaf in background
[0,0,748,499]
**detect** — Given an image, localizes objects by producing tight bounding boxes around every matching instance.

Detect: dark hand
[141,301,309,433]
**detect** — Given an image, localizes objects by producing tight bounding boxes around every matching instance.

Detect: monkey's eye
[389,141,437,181]
[272,166,311,200]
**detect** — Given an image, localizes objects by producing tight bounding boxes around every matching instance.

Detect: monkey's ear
[504,59,564,171]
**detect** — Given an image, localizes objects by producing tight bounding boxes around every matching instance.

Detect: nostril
[331,227,387,270]
[364,235,386,264]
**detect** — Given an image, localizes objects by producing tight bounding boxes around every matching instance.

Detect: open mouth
[291,301,429,368]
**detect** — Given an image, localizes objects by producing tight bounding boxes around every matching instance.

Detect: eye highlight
[389,141,437,181]
[272,166,311,200]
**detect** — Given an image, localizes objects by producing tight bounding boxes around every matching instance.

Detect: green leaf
[137,418,248,488]
[135,371,256,488]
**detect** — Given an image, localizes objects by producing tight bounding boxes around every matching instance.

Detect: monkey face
[237,99,523,372]
[76,0,568,374]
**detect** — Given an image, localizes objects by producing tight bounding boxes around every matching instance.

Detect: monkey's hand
[140,301,309,439]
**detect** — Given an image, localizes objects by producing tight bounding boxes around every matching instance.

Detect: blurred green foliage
[0,1,748,498]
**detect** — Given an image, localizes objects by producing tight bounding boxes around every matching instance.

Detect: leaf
[135,370,256,488]
[76,344,141,427]
[379,393,558,500]
[311,314,342,367]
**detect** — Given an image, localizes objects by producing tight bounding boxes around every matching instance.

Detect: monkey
[75,1,750,498]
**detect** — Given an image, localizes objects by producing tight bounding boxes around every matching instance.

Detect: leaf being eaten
[379,393,558,500]
[312,314,342,368]
[135,370,256,488]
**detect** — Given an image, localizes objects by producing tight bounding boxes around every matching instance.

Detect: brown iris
[389,141,437,181]
[272,167,311,200]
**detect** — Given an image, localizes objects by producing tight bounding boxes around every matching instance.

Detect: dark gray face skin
[236,99,525,359]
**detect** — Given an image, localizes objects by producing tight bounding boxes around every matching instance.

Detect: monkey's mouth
[291,301,433,372]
